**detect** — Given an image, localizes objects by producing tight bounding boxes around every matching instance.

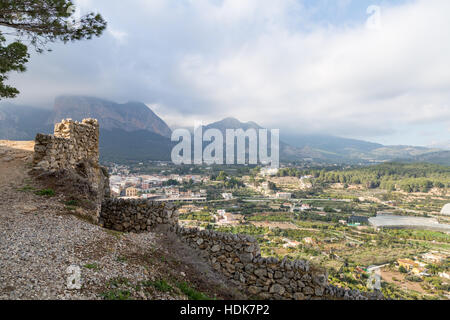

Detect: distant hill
[204,117,322,162]
[0,96,174,162]
[0,103,52,140]
[205,118,445,164]
[99,129,173,162]
[396,150,450,166]
[52,96,172,138]
[0,100,447,165]
[204,117,262,132]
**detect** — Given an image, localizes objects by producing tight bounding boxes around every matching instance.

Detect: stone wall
[33,118,99,171]
[175,226,383,300]
[32,118,109,222]
[99,200,383,300]
[100,198,178,233]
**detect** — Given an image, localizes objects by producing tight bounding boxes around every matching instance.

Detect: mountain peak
[52,95,172,138]
[207,117,262,131]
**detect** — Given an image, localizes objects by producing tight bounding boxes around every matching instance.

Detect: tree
[0,0,107,99]
[216,171,227,181]
[399,266,408,274]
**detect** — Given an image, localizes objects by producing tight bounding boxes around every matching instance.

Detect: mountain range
[0,95,448,165]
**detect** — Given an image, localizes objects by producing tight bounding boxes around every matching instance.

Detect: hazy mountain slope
[205,118,447,164]
[367,145,442,160]
[99,129,173,162]
[396,150,450,166]
[0,103,52,140]
[52,96,172,138]
[282,134,383,154]
[0,102,446,165]
[204,117,262,131]
[204,117,328,162]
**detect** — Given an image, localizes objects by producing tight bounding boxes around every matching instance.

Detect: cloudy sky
[6,0,450,148]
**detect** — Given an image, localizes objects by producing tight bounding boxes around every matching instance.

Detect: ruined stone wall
[100,199,179,233]
[99,200,383,300]
[32,119,109,222]
[174,226,383,300]
[33,119,99,171]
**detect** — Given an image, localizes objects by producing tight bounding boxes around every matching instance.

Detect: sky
[5,0,450,149]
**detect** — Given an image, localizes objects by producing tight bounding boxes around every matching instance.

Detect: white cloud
[108,28,128,44]
[169,0,450,140]
[6,0,450,146]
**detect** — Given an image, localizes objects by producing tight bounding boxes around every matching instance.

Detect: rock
[293,292,305,300]
[270,284,285,295]
[303,287,314,295]
[274,271,283,279]
[254,269,267,278]
[238,252,254,263]
[248,286,261,295]
[245,244,255,253]
[315,287,324,297]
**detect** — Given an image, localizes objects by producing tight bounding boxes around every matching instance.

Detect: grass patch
[141,279,173,293]
[18,185,35,192]
[107,276,130,287]
[116,256,127,263]
[101,277,132,300]
[176,281,211,300]
[104,229,124,239]
[35,189,55,197]
[83,263,100,270]
[101,289,132,300]
[65,200,78,206]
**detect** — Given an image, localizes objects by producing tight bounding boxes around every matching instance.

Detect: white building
[222,193,233,200]
[440,203,450,216]
[261,182,270,191]
[110,186,121,195]
[439,272,450,280]
[260,167,279,177]
[276,192,292,200]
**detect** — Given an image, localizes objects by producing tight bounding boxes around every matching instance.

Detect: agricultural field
[177,163,450,300]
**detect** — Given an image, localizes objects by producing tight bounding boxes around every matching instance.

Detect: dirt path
[0,141,242,300]
[380,268,429,295]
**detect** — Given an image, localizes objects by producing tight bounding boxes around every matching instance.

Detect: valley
[107,161,450,300]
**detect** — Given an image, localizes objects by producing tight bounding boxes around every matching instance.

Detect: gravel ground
[0,141,241,300]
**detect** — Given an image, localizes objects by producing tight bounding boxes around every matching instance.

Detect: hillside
[0,140,243,300]
[310,162,450,192]
[52,96,172,138]
[396,150,450,166]
[1,128,379,301]
[0,103,52,140]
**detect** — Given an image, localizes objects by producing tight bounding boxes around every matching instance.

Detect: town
[106,161,450,300]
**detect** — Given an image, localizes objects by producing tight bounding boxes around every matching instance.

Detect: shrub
[176,282,210,300]
[35,189,55,197]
